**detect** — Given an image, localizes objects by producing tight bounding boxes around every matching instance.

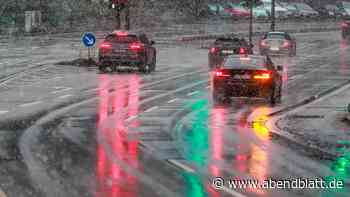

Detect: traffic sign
[82,32,96,47]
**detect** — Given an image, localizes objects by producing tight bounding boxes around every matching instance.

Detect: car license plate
[233,74,251,79]
[113,49,126,53]
[222,50,234,54]
[270,47,279,51]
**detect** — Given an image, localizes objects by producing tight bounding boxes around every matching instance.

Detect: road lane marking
[85,88,99,93]
[168,159,195,173]
[144,106,159,113]
[125,115,138,122]
[51,87,73,94]
[58,94,73,99]
[0,110,9,115]
[20,101,42,107]
[168,159,247,197]
[187,91,199,96]
[167,98,178,103]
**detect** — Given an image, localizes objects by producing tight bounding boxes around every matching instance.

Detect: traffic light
[241,0,263,8]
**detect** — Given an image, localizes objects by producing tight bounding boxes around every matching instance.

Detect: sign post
[82,32,96,60]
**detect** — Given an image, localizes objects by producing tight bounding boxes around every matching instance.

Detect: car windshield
[2,1,350,197]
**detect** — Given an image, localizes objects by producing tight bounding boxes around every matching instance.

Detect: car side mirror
[277,65,283,71]
[150,40,155,45]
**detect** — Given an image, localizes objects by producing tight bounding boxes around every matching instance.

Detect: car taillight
[253,72,271,80]
[260,40,268,47]
[129,43,144,51]
[215,71,230,77]
[100,42,112,53]
[341,22,348,28]
[210,47,218,53]
[239,48,246,54]
[282,41,290,48]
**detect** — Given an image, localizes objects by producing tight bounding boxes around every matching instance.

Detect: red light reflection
[96,74,141,197]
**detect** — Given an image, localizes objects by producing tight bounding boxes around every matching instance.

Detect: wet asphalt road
[1,31,350,197]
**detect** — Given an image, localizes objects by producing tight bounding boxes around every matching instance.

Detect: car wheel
[98,61,112,73]
[276,85,282,104]
[139,63,151,74]
[268,86,277,105]
[151,56,156,72]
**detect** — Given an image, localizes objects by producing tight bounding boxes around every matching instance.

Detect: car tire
[98,61,112,73]
[268,86,277,105]
[151,56,156,72]
[139,63,151,74]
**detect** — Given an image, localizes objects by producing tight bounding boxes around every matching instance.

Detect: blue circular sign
[82,32,96,47]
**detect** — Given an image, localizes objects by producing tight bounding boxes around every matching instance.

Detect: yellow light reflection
[251,107,271,141]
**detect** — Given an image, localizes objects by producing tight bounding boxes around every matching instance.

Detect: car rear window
[214,38,247,46]
[105,34,139,43]
[266,33,287,40]
[224,57,266,68]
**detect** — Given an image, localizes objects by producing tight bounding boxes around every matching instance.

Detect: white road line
[85,88,99,93]
[51,87,73,94]
[0,110,9,115]
[168,159,195,173]
[125,115,138,122]
[20,101,42,107]
[167,98,178,103]
[221,186,248,197]
[168,159,247,197]
[58,94,73,99]
[144,106,159,113]
[187,91,199,96]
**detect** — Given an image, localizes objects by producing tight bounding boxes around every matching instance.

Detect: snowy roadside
[274,84,350,157]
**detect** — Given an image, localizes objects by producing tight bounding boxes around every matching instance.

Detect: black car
[259,32,296,57]
[212,55,283,105]
[208,37,253,69]
[98,31,156,73]
[341,18,350,39]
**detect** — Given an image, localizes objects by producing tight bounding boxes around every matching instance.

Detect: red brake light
[239,48,246,54]
[210,47,218,53]
[261,40,268,47]
[282,41,290,48]
[100,42,112,48]
[129,43,143,50]
[341,22,348,28]
[253,73,271,80]
[215,71,230,77]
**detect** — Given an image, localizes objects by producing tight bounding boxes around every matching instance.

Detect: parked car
[253,5,269,19]
[208,4,231,18]
[291,2,319,18]
[224,3,250,18]
[280,2,301,17]
[262,1,289,19]
[337,1,350,17]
